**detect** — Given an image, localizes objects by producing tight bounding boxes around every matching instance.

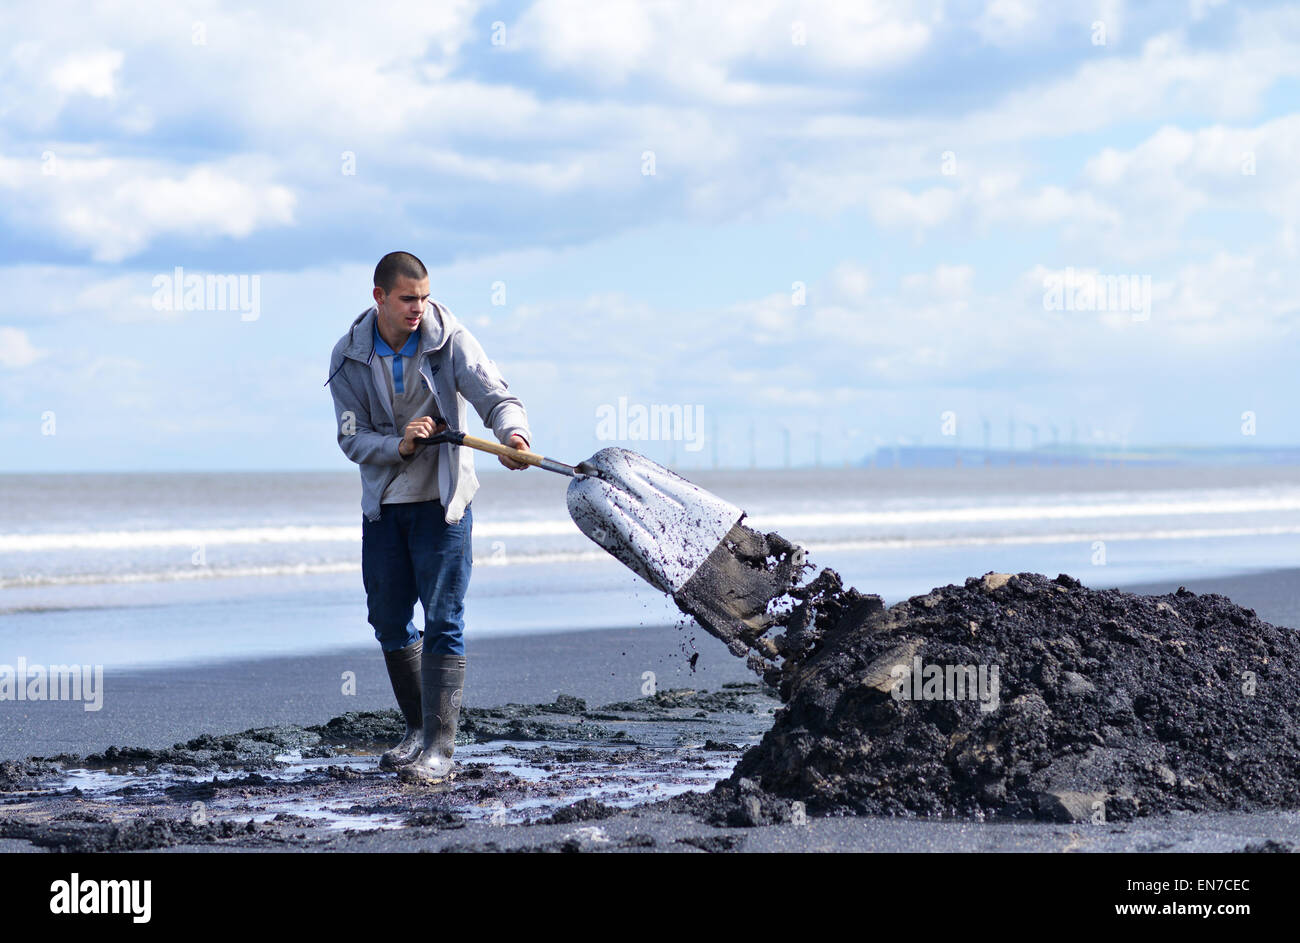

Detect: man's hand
[399,416,446,457]
[498,434,531,470]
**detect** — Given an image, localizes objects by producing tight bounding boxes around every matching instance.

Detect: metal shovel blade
[566,448,806,663]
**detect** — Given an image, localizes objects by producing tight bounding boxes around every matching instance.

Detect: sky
[2,0,1299,471]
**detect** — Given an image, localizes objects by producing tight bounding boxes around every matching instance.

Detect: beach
[4,569,1300,853]
[5,564,1300,762]
[5,467,1300,852]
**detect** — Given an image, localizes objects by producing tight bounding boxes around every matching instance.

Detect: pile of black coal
[684,569,1300,822]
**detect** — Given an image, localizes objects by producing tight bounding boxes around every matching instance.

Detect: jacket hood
[338,301,459,364]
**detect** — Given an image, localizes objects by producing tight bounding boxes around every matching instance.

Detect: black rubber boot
[378,638,424,770]
[398,653,466,784]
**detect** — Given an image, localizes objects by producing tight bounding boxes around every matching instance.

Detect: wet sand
[3,568,1298,853]
[1,621,754,760]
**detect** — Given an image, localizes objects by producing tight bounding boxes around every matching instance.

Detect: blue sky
[2,0,1299,471]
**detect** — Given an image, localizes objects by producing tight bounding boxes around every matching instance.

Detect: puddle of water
[37,739,740,832]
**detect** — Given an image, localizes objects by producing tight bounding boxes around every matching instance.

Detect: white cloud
[0,264,171,324]
[902,264,974,299]
[957,20,1300,144]
[0,0,1296,268]
[869,186,958,228]
[974,0,1042,45]
[516,0,656,84]
[0,327,43,368]
[49,49,123,98]
[0,153,295,262]
[0,1,485,136]
[990,185,1121,228]
[974,0,1124,47]
[1189,0,1228,22]
[515,0,935,101]
[1085,115,1300,207]
[830,263,872,302]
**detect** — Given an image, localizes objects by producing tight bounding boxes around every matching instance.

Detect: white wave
[0,550,614,589]
[746,494,1300,529]
[5,491,1300,552]
[0,520,580,552]
[806,523,1300,551]
[6,523,1300,590]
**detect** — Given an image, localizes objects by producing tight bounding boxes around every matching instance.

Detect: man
[326,251,531,783]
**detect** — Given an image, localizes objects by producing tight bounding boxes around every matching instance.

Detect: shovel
[415,424,807,662]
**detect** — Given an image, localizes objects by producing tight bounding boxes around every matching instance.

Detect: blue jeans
[362,500,472,656]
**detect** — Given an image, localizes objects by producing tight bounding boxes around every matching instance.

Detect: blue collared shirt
[373,322,419,393]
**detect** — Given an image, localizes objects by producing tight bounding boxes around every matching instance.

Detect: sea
[4,463,1300,671]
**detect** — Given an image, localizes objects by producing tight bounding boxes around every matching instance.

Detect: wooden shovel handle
[459,433,545,466]
[415,428,578,477]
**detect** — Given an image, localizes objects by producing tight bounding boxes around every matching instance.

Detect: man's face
[374,275,430,337]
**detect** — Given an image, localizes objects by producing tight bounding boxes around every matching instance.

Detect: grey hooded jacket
[326,301,531,523]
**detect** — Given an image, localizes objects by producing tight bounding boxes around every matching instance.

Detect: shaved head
[374,251,428,294]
